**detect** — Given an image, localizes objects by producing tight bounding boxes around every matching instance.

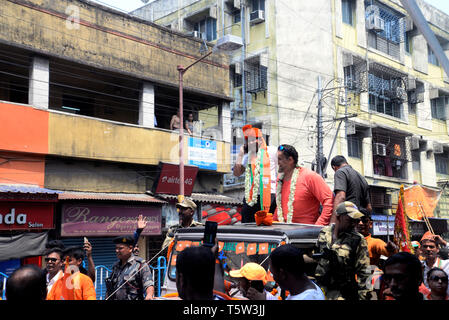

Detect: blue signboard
[188,137,217,170]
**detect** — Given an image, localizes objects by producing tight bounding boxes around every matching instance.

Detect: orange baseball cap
[229,262,267,283]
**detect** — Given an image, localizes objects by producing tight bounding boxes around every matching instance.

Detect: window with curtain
[428,45,440,66]
[431,96,448,120]
[194,17,217,42]
[347,135,362,158]
[342,0,354,26]
[251,0,265,12]
[435,155,449,174]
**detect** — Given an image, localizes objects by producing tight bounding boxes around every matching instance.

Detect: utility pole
[316,76,324,177]
[241,2,247,124]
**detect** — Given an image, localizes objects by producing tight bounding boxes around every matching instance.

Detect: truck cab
[160,223,324,297]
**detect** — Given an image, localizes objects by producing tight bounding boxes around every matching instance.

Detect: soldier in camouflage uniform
[314,201,372,300]
[162,198,203,250]
[106,236,154,300]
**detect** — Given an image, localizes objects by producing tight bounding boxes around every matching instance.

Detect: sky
[96,0,449,15]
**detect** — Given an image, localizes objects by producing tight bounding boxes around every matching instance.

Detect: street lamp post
[177,35,242,202]
[177,51,213,202]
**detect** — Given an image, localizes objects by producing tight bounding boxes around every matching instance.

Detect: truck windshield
[168,239,279,281]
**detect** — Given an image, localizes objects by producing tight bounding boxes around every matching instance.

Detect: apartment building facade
[133,0,449,233]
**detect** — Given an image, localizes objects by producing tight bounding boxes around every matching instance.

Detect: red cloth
[394,189,413,253]
[274,167,333,225]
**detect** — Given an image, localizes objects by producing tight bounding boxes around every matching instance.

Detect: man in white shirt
[269,244,325,300]
[44,247,64,297]
[420,232,449,296]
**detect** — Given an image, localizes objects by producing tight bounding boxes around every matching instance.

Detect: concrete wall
[0,0,230,99]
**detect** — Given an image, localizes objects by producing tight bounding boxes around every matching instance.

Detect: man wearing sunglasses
[274,144,333,225]
[356,209,397,267]
[44,247,64,298]
[420,231,449,296]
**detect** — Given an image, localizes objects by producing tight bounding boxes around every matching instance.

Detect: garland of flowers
[244,149,262,207]
[276,167,300,223]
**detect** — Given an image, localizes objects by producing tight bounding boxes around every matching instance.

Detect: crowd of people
[3,124,449,301]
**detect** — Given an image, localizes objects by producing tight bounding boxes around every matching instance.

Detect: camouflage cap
[176,198,197,210]
[336,201,364,219]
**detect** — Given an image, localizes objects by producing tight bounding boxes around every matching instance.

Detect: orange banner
[403,185,441,220]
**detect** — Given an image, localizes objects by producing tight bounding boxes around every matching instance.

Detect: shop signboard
[0,203,54,230]
[61,204,162,236]
[153,162,198,196]
[188,137,217,170]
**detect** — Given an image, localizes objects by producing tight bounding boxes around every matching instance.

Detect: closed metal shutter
[61,237,116,300]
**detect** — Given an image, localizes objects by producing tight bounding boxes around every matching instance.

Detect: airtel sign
[153,163,198,196]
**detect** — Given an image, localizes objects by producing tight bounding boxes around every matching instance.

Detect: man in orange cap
[420,231,449,295]
[229,262,277,300]
[233,124,278,223]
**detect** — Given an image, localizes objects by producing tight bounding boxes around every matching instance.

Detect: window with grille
[342,0,354,26]
[368,73,403,119]
[365,1,403,59]
[245,62,267,93]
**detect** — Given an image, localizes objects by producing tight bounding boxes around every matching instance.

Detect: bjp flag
[235,242,245,255]
[258,243,269,255]
[247,243,257,256]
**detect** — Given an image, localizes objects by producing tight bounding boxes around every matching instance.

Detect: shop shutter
[61,237,116,300]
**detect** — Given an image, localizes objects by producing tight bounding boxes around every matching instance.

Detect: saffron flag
[403,184,441,220]
[394,185,413,253]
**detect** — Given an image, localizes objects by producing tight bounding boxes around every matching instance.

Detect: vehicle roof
[175,222,324,240]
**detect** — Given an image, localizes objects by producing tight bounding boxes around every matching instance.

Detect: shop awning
[154,192,242,205]
[0,184,62,194]
[0,232,48,261]
[58,191,166,203]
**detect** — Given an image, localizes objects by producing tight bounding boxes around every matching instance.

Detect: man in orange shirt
[356,209,397,267]
[47,246,96,300]
[274,144,333,225]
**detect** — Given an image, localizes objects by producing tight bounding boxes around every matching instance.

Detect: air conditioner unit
[405,17,414,32]
[367,14,385,32]
[374,143,387,156]
[410,136,420,150]
[234,62,242,75]
[409,91,424,104]
[396,87,406,101]
[433,142,444,154]
[250,10,265,25]
[407,78,416,91]
[346,122,356,135]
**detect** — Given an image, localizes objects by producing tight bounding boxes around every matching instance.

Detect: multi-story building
[134,0,449,236]
[0,0,235,280]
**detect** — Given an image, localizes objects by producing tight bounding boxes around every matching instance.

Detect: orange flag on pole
[394,185,413,254]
